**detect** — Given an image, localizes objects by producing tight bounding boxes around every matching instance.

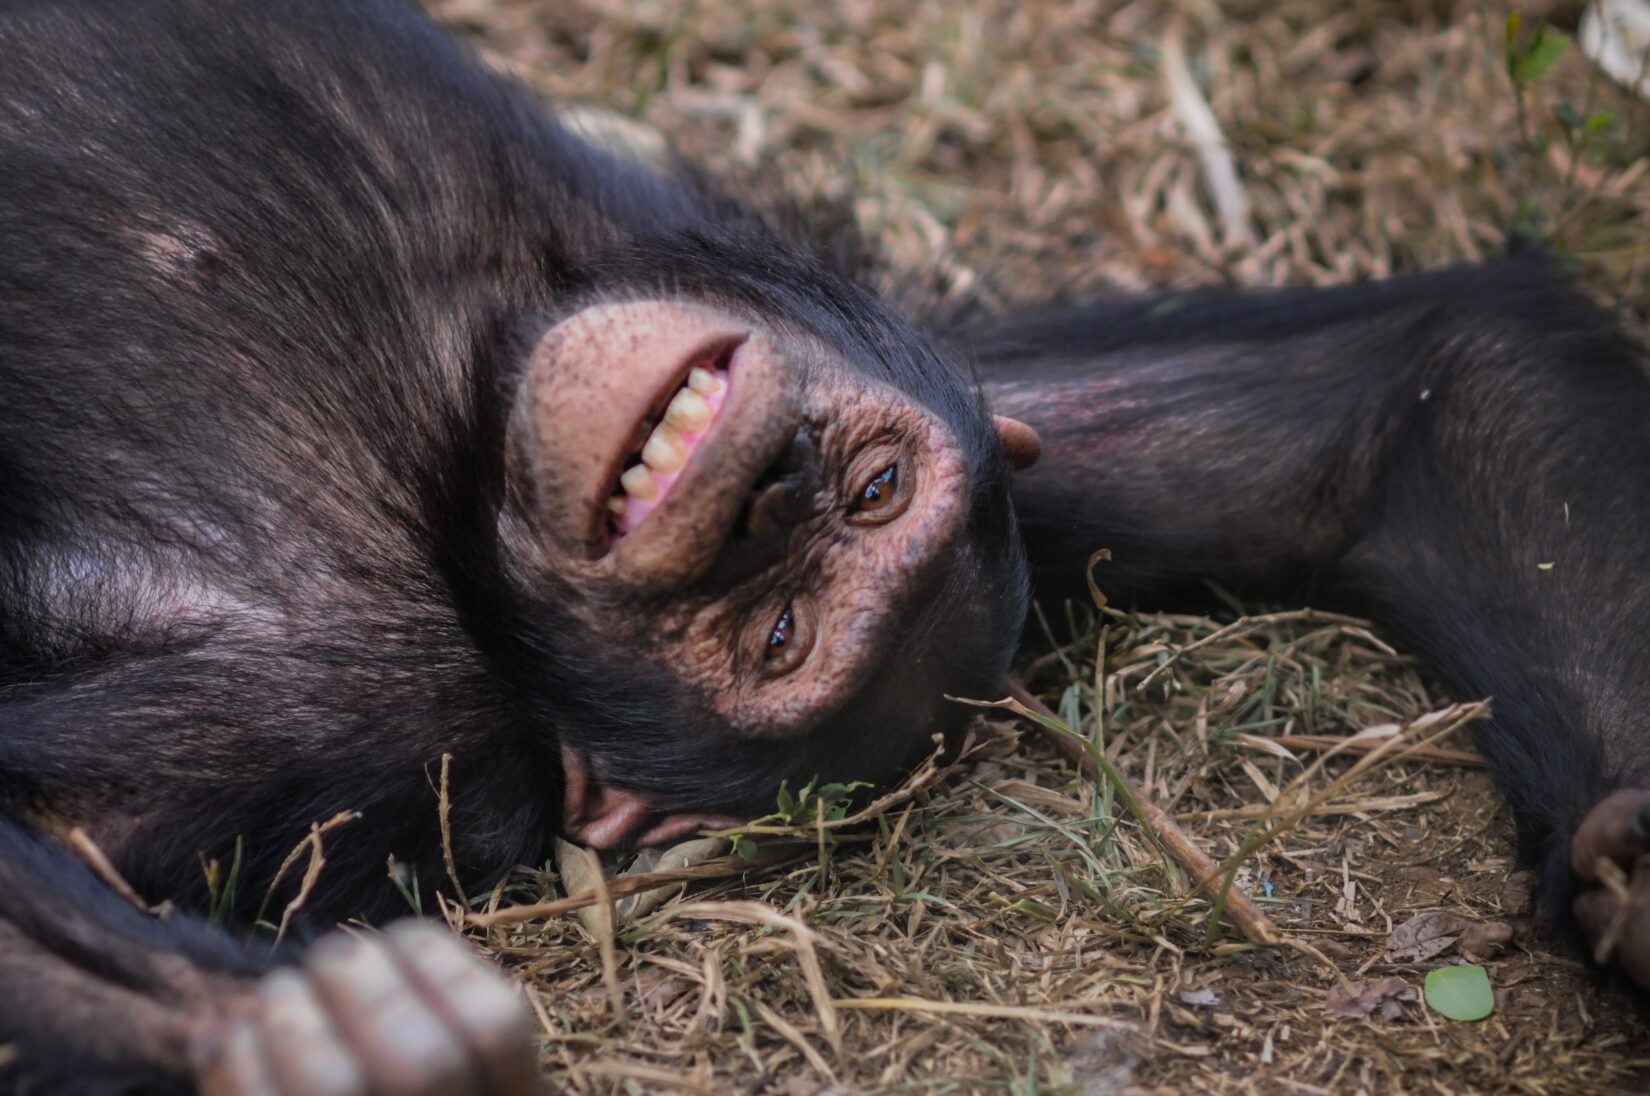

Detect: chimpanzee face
[511,298,978,734]
[499,263,1033,846]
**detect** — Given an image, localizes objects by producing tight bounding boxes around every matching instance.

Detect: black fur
[972,258,1650,941]
[0,0,1026,1086]
[2,0,1648,1090]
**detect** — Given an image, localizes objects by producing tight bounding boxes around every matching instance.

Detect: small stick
[466,852,791,928]
[1174,789,1447,823]
[1264,734,1483,768]
[1006,681,1284,947]
[577,844,628,1029]
[1162,27,1255,253]
[66,827,148,912]
[834,995,1135,1029]
[438,753,470,908]
[261,810,360,944]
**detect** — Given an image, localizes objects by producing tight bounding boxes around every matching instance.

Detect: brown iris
[854,464,897,513]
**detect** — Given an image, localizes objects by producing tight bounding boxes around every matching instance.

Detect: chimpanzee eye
[852,464,897,514]
[767,607,794,654]
[761,602,811,677]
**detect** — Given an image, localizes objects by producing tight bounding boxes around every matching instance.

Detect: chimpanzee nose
[708,428,823,579]
[743,427,820,539]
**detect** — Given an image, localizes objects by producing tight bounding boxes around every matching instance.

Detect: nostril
[706,431,821,584]
[743,479,811,539]
[757,428,814,488]
[735,428,819,539]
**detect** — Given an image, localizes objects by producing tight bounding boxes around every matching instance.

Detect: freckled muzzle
[506,300,803,593]
[518,298,1025,850]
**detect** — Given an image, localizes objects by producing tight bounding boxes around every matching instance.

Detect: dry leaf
[1325,976,1416,1020]
[1500,870,1538,917]
[1460,921,1515,962]
[1386,911,1473,963]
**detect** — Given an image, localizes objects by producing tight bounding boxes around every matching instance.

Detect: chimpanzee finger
[304,931,479,1096]
[1574,871,1650,989]
[1575,886,1618,946]
[384,921,542,1096]
[254,968,370,1096]
[1571,789,1650,881]
[198,1018,280,1096]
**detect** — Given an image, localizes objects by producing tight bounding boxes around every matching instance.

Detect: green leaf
[1424,964,1495,1021]
[1584,112,1618,136]
[1010,898,1058,922]
[1513,28,1571,85]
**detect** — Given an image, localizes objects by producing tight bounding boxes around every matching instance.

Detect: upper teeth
[613,369,726,512]
[641,425,688,475]
[619,464,657,499]
[663,387,713,432]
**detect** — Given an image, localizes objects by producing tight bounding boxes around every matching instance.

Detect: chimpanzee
[2,0,1649,1092]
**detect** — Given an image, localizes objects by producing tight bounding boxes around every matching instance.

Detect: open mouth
[603,338,740,545]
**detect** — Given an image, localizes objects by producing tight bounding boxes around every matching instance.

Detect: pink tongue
[616,378,728,534]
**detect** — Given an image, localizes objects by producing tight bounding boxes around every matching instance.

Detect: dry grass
[427,1,1650,1091]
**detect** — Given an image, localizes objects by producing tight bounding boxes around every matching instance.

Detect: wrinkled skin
[496,297,1012,847]
[5,2,1650,1094]
[509,301,981,753]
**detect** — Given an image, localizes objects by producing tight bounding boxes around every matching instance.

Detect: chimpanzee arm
[968,257,1650,982]
[0,814,540,1095]
[0,651,545,1094]
[0,810,275,1094]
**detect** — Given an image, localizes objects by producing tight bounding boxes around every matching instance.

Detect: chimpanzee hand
[1572,790,1650,988]
[197,921,541,1096]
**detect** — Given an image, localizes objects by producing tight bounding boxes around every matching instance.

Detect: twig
[575,842,628,1030]
[465,851,794,928]
[1247,733,1483,768]
[1162,27,1254,252]
[438,753,469,909]
[66,827,148,912]
[256,809,360,940]
[1002,682,1284,948]
[834,996,1137,1029]
[1174,788,1449,822]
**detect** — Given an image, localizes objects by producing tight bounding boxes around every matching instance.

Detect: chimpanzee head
[497,232,1039,848]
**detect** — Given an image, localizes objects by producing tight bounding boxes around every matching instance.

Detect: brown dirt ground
[425,1,1650,1092]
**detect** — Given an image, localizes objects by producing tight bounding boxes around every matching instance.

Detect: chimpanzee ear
[993,415,1042,471]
